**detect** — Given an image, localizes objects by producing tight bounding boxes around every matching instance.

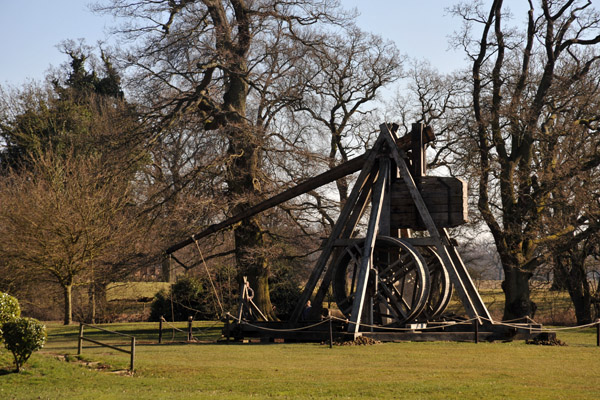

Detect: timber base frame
[225,319,554,344]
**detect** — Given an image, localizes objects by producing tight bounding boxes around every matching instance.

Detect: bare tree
[0,151,138,324]
[93,0,356,318]
[291,26,402,207]
[449,0,600,320]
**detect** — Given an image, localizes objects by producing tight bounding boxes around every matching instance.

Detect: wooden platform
[225,320,554,343]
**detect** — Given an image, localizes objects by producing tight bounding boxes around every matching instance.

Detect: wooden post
[77,323,84,355]
[225,316,230,344]
[158,318,163,344]
[411,122,425,177]
[188,316,193,341]
[130,337,136,371]
[474,320,479,344]
[596,319,599,347]
[329,317,333,349]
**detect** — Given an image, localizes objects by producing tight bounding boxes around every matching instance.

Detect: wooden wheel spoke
[380,281,411,315]
[379,252,412,276]
[377,287,408,319]
[346,246,361,265]
[386,263,415,282]
[375,293,404,321]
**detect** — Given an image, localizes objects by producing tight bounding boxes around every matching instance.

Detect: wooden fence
[77,323,136,371]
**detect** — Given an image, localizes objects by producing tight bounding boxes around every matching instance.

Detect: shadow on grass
[0,368,18,375]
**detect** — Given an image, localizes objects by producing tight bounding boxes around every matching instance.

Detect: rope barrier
[226,312,600,335]
[327,315,483,332]
[159,316,223,342]
[480,317,600,332]
[227,313,333,332]
[228,312,482,333]
[160,316,187,334]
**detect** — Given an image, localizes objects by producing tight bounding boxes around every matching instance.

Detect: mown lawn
[1,321,599,399]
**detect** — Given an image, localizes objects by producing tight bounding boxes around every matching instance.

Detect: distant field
[0,321,599,399]
[106,282,171,301]
[446,283,578,325]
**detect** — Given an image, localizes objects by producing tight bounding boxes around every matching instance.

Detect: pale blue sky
[0,1,528,86]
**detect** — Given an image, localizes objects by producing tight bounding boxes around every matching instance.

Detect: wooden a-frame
[289,124,492,335]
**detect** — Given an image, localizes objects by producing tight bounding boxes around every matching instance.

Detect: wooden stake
[77,323,84,355]
[158,318,163,344]
[329,317,333,349]
[130,337,136,371]
[225,316,230,344]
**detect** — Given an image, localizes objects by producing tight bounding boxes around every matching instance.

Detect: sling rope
[194,239,225,316]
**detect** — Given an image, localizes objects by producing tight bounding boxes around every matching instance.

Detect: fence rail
[77,323,136,371]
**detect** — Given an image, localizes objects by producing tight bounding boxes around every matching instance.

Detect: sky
[0,1,529,86]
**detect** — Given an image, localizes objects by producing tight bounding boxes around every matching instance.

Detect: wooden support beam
[348,157,389,335]
[379,123,492,323]
[411,122,426,177]
[290,134,388,322]
[166,154,367,254]
[311,168,377,312]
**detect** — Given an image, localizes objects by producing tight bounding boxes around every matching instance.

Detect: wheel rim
[417,246,453,320]
[332,236,431,326]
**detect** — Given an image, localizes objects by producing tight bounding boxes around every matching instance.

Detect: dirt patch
[53,353,133,375]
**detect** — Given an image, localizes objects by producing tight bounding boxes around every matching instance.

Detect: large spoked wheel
[417,246,453,320]
[332,236,431,326]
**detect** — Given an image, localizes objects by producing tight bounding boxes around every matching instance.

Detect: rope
[480,317,600,332]
[227,312,600,335]
[194,239,225,316]
[227,312,332,332]
[329,315,482,332]
[228,312,481,333]
[160,316,187,334]
[159,316,222,341]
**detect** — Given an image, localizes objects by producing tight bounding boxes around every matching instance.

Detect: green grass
[1,322,600,399]
[446,283,579,324]
[106,282,171,301]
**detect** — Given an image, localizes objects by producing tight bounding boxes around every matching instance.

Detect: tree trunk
[88,282,108,324]
[226,124,275,320]
[63,284,73,325]
[233,215,275,320]
[550,261,570,291]
[556,254,593,325]
[89,284,96,324]
[569,285,592,325]
[501,267,536,321]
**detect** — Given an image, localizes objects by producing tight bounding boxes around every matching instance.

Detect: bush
[2,317,47,372]
[270,280,302,320]
[0,292,21,325]
[0,292,21,342]
[149,277,217,321]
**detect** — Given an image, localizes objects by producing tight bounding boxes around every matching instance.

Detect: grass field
[1,321,599,399]
[445,282,578,325]
[106,282,171,301]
